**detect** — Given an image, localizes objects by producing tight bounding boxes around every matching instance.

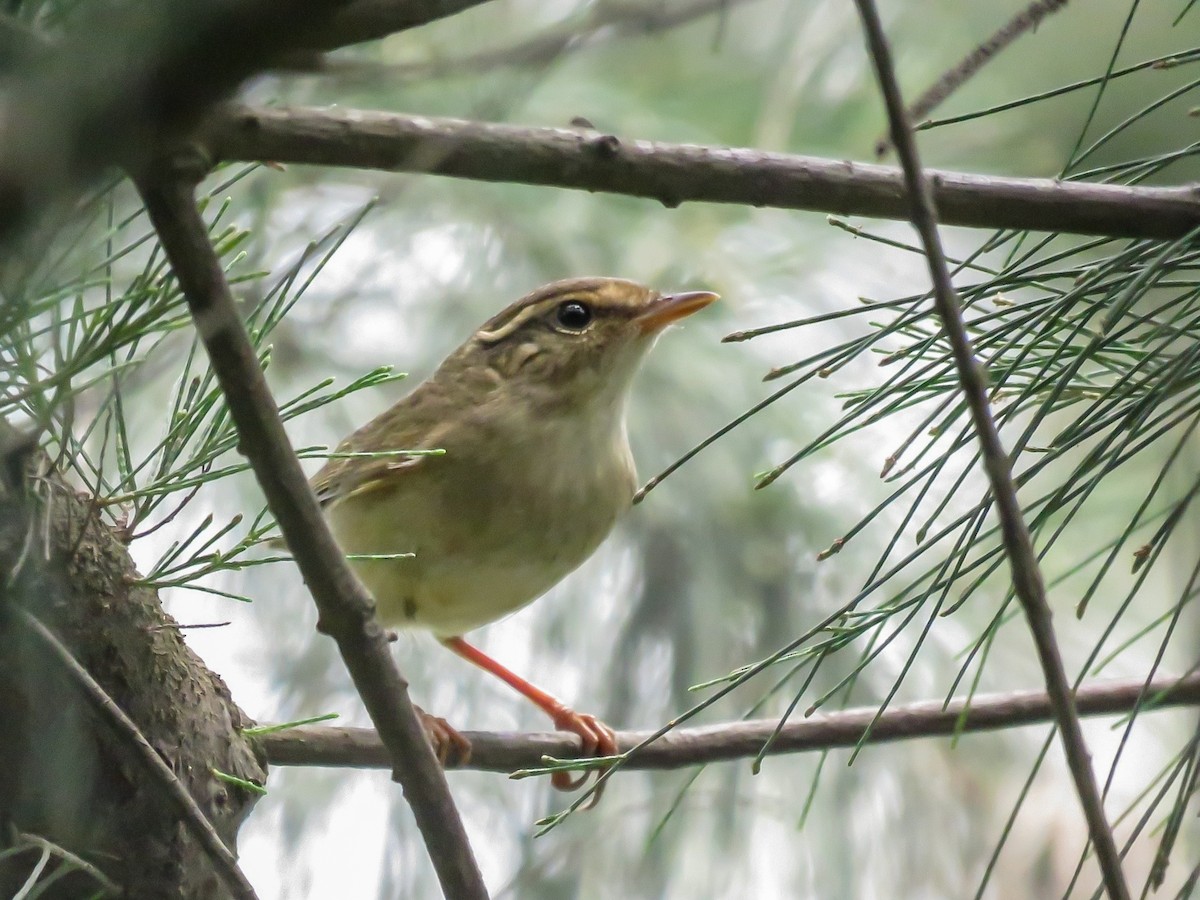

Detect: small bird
[310,277,716,790]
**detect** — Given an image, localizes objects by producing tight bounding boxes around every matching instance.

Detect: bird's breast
[326,410,635,636]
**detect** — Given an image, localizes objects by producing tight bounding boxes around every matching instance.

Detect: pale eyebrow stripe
[475,301,548,343]
[475,287,620,344]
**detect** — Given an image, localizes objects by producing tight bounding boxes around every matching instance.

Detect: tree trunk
[0,425,265,898]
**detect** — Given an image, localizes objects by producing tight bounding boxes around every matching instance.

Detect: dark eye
[555,300,592,331]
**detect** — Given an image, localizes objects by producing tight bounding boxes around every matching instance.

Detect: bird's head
[443,277,717,415]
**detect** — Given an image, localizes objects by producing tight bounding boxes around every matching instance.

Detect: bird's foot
[416,707,472,767]
[549,707,618,802]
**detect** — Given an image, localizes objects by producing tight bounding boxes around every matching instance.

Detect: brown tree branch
[205,104,1200,240]
[134,160,487,900]
[306,0,493,52]
[851,1,1129,897]
[258,673,1200,772]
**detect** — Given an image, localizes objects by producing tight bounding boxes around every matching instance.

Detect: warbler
[311,277,717,789]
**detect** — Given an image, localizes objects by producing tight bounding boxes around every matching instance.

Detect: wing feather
[310,385,455,508]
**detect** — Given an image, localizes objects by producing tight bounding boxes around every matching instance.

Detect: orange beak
[634,290,718,335]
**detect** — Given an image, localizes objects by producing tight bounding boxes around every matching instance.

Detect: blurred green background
[9,0,1199,897]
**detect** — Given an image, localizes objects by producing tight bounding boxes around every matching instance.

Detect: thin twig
[13,832,120,897]
[206,104,1200,240]
[851,2,1130,897]
[875,0,1070,157]
[13,608,257,900]
[134,162,487,900]
[12,845,50,900]
[258,673,1200,771]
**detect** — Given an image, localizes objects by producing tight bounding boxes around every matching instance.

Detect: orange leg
[442,636,618,794]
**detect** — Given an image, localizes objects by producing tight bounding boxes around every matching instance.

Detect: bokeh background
[11,0,1199,896]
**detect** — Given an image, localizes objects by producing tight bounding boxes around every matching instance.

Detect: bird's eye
[555,300,592,331]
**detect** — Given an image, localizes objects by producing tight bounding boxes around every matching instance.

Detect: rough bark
[0,426,265,898]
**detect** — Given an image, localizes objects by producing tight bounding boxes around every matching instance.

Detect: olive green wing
[310,447,424,507]
[308,391,455,509]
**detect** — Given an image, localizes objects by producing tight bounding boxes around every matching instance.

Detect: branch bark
[204,104,1200,240]
[258,673,1200,772]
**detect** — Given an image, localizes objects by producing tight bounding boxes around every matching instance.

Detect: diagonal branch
[258,673,1200,772]
[204,104,1200,240]
[134,158,487,900]
[851,1,1129,898]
